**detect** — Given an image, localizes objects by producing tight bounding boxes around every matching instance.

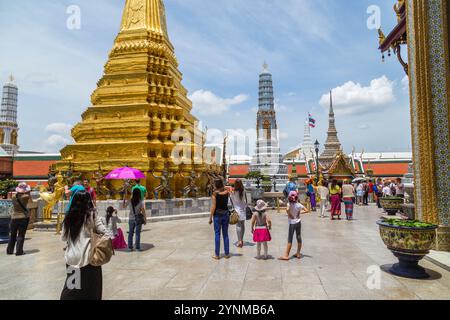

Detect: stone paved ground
[1,205,449,300]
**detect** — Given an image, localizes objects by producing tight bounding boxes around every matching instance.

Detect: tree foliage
[0,179,18,198]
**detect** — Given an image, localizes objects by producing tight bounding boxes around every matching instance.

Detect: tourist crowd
[4,176,406,300]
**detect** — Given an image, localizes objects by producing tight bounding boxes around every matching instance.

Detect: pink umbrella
[105,167,146,180]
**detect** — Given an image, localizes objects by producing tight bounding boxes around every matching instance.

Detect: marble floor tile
[0,205,449,300]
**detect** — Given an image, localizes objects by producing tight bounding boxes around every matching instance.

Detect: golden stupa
[56,0,217,198]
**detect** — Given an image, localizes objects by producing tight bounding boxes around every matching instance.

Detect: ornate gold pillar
[407,0,450,251]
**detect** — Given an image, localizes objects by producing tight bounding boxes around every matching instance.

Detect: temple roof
[378,0,406,52]
[321,151,355,177]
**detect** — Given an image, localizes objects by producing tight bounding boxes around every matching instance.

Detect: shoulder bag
[132,203,146,226]
[244,193,253,220]
[16,196,29,218]
[89,214,114,267]
[228,195,240,225]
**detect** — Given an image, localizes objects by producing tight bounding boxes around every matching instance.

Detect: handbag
[132,203,146,225]
[244,193,253,220]
[228,196,240,225]
[89,215,114,267]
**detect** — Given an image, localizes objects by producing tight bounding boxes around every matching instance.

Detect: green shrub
[0,179,18,198]
[383,218,437,228]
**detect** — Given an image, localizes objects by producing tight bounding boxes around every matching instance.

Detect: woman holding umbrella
[105,167,148,251]
[123,188,147,251]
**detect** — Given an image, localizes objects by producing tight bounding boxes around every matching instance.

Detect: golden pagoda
[56,0,215,197]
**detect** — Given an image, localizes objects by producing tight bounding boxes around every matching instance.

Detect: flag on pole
[308,113,316,128]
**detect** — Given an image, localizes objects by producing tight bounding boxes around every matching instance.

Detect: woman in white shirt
[60,190,107,300]
[101,207,127,250]
[356,183,364,206]
[230,179,248,248]
[382,182,393,197]
[317,181,329,218]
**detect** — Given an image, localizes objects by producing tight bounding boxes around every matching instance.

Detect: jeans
[7,218,29,255]
[128,220,142,250]
[376,193,382,208]
[214,214,230,257]
[363,192,369,205]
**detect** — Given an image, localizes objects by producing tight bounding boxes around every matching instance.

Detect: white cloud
[189,90,248,116]
[357,124,371,130]
[44,134,71,153]
[401,76,409,91]
[45,123,73,135]
[43,123,73,152]
[319,76,395,115]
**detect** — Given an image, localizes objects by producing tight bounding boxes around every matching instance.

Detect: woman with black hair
[101,207,127,250]
[60,190,107,300]
[123,188,147,251]
[329,179,342,220]
[209,179,231,260]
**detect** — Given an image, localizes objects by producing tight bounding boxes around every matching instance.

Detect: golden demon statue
[39,174,66,221]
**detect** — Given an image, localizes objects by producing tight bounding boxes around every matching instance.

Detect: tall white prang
[249,63,288,189]
[0,75,19,155]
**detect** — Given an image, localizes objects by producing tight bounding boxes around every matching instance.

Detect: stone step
[117,212,210,224]
[33,219,59,232]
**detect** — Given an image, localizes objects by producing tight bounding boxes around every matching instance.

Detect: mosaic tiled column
[407,0,450,251]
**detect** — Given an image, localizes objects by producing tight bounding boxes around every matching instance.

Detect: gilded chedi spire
[57,0,204,181]
[120,0,169,37]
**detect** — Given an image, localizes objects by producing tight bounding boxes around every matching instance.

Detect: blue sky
[0,0,410,155]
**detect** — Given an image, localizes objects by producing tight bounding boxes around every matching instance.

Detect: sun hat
[254,200,268,212]
[16,182,31,194]
[288,191,299,203]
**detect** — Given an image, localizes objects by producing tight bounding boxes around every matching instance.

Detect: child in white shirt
[279,191,309,261]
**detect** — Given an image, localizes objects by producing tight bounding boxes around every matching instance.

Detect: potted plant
[377,218,438,279]
[245,171,264,189]
[380,196,404,215]
[245,171,264,200]
[0,200,13,244]
[262,176,272,192]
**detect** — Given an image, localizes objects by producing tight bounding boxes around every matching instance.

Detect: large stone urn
[377,219,438,279]
[0,200,13,244]
[380,197,404,215]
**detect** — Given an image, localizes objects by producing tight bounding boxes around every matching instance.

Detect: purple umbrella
[105,167,146,180]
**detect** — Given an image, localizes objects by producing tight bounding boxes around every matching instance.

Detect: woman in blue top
[306,179,317,212]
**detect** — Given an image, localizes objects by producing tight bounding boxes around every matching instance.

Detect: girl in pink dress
[251,200,272,260]
[102,207,127,250]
